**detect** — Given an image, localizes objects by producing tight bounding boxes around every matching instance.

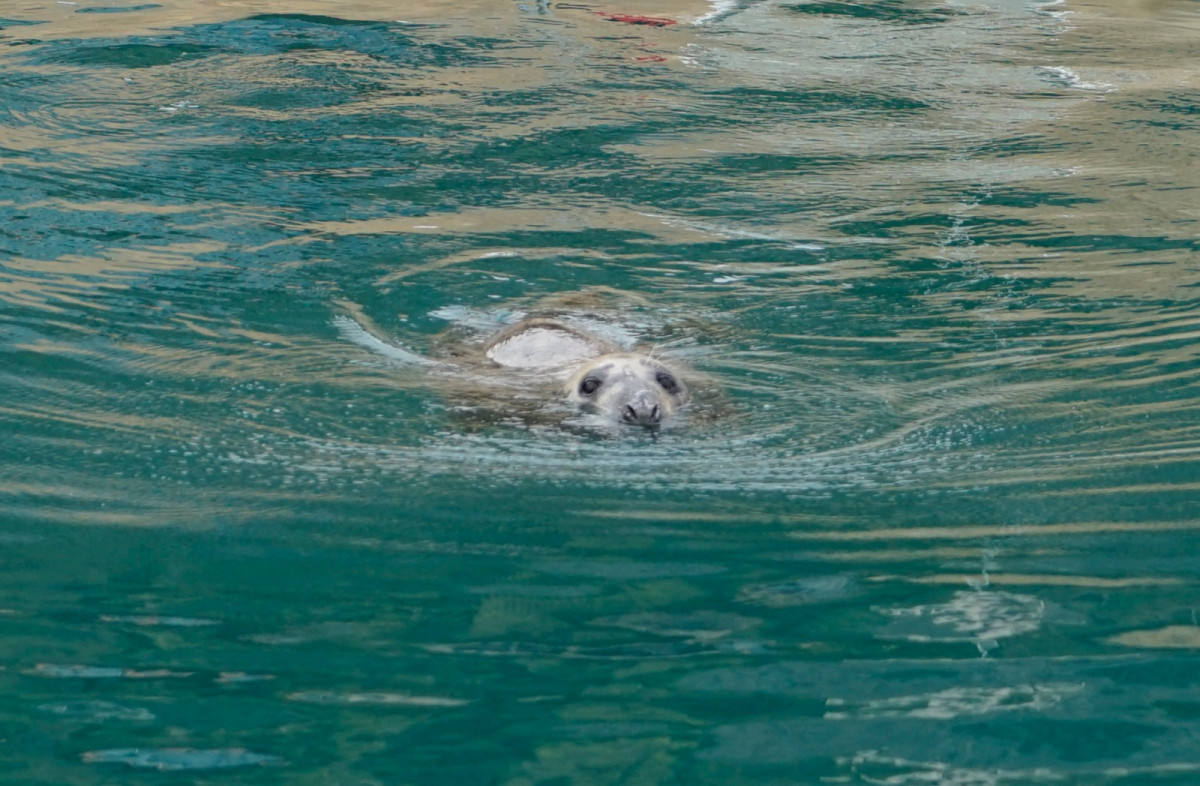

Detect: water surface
[4,0,1200,782]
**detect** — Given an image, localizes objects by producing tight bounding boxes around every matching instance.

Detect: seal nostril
[648,405,661,423]
[623,405,637,422]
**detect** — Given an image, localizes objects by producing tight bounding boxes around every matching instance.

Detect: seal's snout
[622,402,661,425]
[621,392,662,426]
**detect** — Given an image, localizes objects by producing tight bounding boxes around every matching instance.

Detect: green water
[3,0,1200,782]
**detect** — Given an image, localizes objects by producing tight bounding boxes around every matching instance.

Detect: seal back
[484,319,616,372]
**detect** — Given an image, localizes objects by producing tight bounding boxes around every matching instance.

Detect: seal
[335,312,691,428]
[478,317,689,426]
[565,352,688,426]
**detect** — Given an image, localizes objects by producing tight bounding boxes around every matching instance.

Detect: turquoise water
[4,0,1200,781]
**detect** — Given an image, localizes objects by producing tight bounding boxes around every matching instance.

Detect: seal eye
[655,371,678,394]
[579,376,602,396]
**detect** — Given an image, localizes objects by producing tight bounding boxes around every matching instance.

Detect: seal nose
[622,401,662,426]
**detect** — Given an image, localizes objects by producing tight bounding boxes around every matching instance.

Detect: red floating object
[596,12,677,26]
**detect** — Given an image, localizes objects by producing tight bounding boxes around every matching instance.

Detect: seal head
[566,353,690,426]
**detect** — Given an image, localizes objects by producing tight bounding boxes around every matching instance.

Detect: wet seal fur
[335,312,692,428]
